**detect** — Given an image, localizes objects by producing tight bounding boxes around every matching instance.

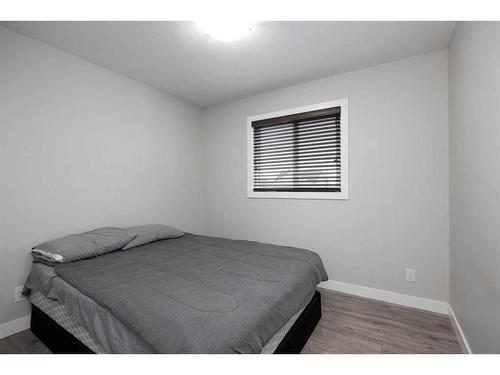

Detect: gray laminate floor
[302,289,462,353]
[0,289,462,354]
[0,328,51,354]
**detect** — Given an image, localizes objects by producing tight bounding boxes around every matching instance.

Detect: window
[247,99,348,200]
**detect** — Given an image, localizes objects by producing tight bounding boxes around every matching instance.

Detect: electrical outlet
[406,268,416,283]
[14,286,26,303]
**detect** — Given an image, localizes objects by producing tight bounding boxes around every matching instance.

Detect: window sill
[247,191,349,200]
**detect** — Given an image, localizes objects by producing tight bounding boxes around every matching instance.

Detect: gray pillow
[32,227,136,263]
[122,224,184,250]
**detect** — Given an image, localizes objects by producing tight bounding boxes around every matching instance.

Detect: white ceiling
[3,21,455,107]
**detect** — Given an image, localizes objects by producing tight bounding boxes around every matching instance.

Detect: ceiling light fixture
[197,21,255,42]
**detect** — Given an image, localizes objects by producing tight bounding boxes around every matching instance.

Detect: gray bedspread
[54,234,328,353]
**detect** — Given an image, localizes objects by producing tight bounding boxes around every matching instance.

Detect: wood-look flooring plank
[0,329,51,354]
[302,288,462,354]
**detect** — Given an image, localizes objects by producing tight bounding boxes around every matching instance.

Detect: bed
[25,233,328,353]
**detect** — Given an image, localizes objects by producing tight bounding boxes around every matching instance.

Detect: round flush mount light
[197,21,255,42]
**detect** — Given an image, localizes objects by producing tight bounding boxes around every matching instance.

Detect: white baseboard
[448,305,472,354]
[0,315,31,340]
[318,280,449,315]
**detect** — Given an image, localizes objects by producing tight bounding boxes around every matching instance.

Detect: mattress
[53,234,327,353]
[26,264,305,353]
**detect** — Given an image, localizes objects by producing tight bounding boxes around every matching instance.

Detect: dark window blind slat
[255,151,340,160]
[254,121,340,138]
[253,115,340,131]
[252,106,342,193]
[255,174,341,179]
[253,188,341,192]
[253,163,340,171]
[254,141,340,154]
[254,138,340,150]
[254,145,340,157]
[255,126,340,137]
[254,159,340,167]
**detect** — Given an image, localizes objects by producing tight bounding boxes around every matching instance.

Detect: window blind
[251,106,341,192]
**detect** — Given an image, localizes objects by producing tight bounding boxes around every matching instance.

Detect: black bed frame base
[31,304,94,354]
[31,291,321,354]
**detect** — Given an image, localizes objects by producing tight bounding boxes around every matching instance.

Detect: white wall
[202,50,450,302]
[0,26,204,325]
[449,22,500,353]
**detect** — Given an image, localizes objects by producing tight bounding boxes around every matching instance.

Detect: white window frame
[247,98,348,200]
